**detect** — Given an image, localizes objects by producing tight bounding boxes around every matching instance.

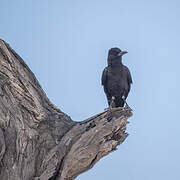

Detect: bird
[101,48,132,108]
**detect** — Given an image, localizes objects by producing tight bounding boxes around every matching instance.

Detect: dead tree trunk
[0,39,132,180]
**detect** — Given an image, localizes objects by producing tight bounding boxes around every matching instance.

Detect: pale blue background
[1,0,180,179]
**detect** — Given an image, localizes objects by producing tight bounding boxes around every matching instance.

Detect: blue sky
[1,0,180,179]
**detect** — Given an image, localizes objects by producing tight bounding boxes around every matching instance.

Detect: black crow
[102,48,132,108]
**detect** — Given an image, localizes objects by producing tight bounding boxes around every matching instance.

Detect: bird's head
[108,48,128,66]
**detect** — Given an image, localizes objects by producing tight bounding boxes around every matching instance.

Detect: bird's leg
[110,96,115,109]
[122,95,132,110]
[107,96,116,121]
[104,96,115,111]
[122,95,126,106]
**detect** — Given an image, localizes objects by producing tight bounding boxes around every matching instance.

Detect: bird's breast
[106,69,129,95]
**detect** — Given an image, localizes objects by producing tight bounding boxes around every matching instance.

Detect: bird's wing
[125,66,132,92]
[101,67,108,86]
[127,69,133,84]
[102,67,111,105]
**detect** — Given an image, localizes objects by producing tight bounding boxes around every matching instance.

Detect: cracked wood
[0,39,132,180]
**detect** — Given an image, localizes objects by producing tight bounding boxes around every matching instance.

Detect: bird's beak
[117,51,128,56]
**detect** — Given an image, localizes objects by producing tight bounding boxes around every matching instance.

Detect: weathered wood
[0,39,132,180]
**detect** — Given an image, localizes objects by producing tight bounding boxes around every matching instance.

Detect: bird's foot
[104,107,109,111]
[104,107,113,112]
[105,106,125,112]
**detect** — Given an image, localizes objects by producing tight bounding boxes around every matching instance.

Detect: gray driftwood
[0,39,132,180]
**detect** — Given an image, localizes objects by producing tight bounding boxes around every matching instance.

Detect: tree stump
[0,39,132,180]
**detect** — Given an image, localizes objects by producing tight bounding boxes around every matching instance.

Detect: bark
[0,39,132,180]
